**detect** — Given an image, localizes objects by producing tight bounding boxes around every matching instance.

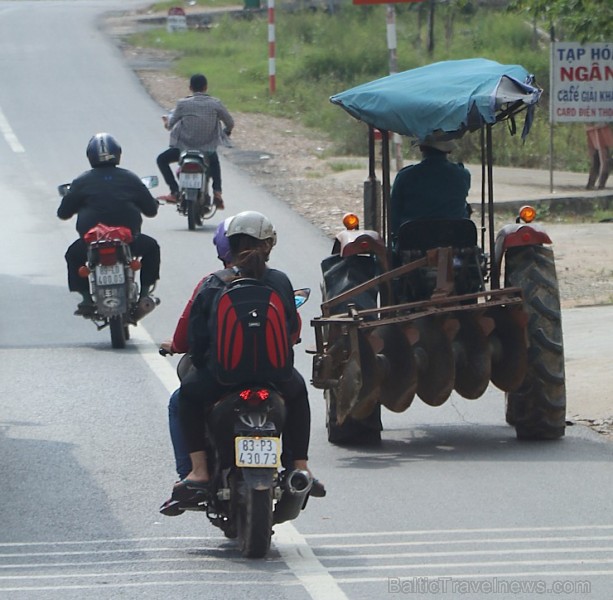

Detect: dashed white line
[0,105,24,153]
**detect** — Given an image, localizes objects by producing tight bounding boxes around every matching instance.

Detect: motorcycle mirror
[57,183,71,197]
[141,175,159,189]
[294,288,311,308]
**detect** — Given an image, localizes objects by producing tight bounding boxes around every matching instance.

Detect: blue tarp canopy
[330,58,542,141]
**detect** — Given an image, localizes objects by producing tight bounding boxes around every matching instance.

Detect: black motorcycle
[176,150,217,230]
[161,289,315,558]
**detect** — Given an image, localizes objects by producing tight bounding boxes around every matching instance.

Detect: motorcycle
[160,288,314,559]
[57,176,160,349]
[175,150,217,230]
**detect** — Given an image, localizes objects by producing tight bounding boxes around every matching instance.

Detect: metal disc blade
[453,314,492,399]
[489,306,528,392]
[375,324,417,412]
[414,317,455,406]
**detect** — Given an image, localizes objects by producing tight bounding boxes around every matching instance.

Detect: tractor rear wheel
[504,245,566,440]
[326,389,382,446]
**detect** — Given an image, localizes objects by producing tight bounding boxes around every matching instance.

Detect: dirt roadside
[103,9,613,437]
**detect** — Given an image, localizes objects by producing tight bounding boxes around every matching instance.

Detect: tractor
[309,59,566,445]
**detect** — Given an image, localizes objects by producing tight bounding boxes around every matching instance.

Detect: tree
[509,0,613,42]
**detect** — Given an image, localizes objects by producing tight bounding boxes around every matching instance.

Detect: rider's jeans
[156,147,223,193]
[168,388,191,480]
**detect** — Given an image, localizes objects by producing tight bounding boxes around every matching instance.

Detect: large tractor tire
[504,246,566,440]
[320,256,383,446]
[326,389,382,446]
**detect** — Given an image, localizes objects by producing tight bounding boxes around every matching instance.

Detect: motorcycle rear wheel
[238,487,273,559]
[187,199,197,231]
[109,315,127,349]
[200,191,217,221]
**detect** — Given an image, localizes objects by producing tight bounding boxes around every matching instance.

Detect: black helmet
[86,133,121,167]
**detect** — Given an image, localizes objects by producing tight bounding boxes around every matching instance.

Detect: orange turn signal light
[343,213,360,230]
[78,265,91,278]
[130,259,142,271]
[518,205,537,223]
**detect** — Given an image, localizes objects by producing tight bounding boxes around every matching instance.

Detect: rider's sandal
[159,498,185,517]
[213,192,225,210]
[74,301,96,317]
[171,479,211,503]
[158,192,179,203]
[310,478,327,498]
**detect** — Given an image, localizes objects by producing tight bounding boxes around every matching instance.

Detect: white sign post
[548,41,613,191]
[551,42,613,123]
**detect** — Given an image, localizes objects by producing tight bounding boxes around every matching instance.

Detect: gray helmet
[226,211,277,246]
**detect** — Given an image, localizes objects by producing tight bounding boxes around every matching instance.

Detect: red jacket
[170,276,208,354]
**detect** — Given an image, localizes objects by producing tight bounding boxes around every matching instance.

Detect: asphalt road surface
[0,2,612,599]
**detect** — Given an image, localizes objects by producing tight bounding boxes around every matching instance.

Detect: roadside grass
[329,160,366,172]
[151,0,240,10]
[128,4,589,172]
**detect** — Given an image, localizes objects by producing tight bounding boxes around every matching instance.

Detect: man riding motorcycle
[57,133,161,315]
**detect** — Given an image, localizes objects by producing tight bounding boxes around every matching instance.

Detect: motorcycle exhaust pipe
[133,296,159,322]
[273,469,313,525]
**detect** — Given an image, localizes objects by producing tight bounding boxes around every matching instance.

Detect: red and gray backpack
[209,270,293,385]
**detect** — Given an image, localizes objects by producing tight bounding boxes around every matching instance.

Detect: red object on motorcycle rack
[84,224,132,244]
[239,388,270,406]
[181,162,204,173]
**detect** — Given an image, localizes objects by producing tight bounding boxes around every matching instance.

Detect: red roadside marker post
[351,0,424,170]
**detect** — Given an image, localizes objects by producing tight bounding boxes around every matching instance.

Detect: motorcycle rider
[159,217,235,486]
[157,73,234,208]
[168,211,325,504]
[57,133,161,315]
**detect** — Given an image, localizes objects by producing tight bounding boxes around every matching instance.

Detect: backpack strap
[211,267,240,286]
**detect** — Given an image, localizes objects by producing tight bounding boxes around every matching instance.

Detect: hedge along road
[1,1,613,599]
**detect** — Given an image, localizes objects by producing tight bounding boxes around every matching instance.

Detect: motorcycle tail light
[239,388,270,406]
[78,265,91,278]
[98,246,117,266]
[181,162,204,173]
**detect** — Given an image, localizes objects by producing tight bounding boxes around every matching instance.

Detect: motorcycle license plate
[179,172,203,189]
[95,264,125,285]
[235,436,281,468]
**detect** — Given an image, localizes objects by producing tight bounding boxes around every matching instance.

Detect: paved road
[0,2,612,599]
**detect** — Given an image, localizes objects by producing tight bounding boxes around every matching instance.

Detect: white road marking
[305,523,613,538]
[129,326,350,600]
[316,534,613,549]
[273,522,350,600]
[0,105,24,153]
[334,568,613,584]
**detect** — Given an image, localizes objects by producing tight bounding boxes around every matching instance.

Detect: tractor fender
[335,229,386,259]
[494,223,552,268]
